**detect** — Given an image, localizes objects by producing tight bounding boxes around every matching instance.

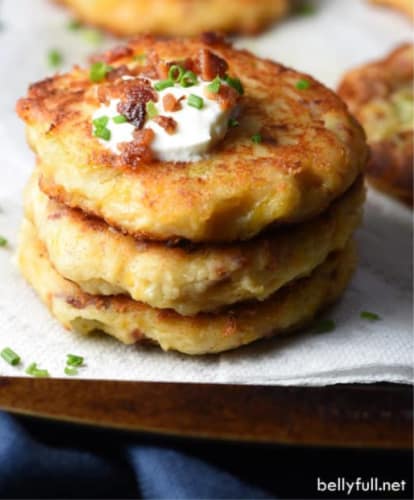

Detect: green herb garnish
[0,236,7,247]
[314,319,336,334]
[360,311,381,321]
[82,28,103,45]
[93,127,111,141]
[113,115,127,124]
[93,116,109,128]
[66,354,84,367]
[296,79,311,90]
[207,76,221,94]
[154,79,174,91]
[67,19,82,31]
[180,71,198,88]
[66,354,85,366]
[1,347,20,366]
[64,366,78,376]
[223,75,244,95]
[295,3,316,16]
[48,49,63,68]
[26,363,50,378]
[93,116,111,141]
[251,133,262,144]
[228,118,239,128]
[89,61,113,83]
[146,101,159,119]
[188,94,204,110]
[168,65,185,83]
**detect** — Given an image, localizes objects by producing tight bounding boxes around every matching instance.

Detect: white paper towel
[0,0,412,385]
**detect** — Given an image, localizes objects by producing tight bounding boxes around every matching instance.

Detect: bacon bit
[118,79,157,103]
[66,295,88,309]
[204,84,239,111]
[198,49,228,81]
[141,50,164,79]
[89,45,133,64]
[134,127,155,145]
[118,100,146,129]
[162,93,182,112]
[118,128,155,167]
[223,316,238,337]
[153,115,177,135]
[97,85,110,105]
[106,46,134,63]
[116,80,157,128]
[98,78,156,107]
[200,32,227,46]
[47,211,64,221]
[106,64,133,82]
[157,60,170,80]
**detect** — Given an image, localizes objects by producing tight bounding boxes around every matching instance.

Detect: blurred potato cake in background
[57,0,289,36]
[369,0,414,20]
[338,43,413,206]
[16,36,368,354]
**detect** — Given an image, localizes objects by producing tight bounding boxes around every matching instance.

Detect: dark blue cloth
[0,411,412,499]
[0,412,270,499]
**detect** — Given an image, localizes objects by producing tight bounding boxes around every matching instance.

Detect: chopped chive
[222,75,244,95]
[296,79,311,90]
[146,101,158,119]
[154,79,174,91]
[188,94,204,110]
[82,28,103,45]
[168,65,185,83]
[89,61,113,83]
[93,127,111,141]
[26,363,50,378]
[47,49,63,68]
[228,118,239,128]
[64,366,78,376]
[251,133,262,144]
[93,116,109,128]
[360,311,381,321]
[295,3,316,16]
[1,347,20,366]
[0,236,7,247]
[133,53,147,63]
[314,319,336,334]
[180,70,198,88]
[67,19,82,31]
[113,114,127,124]
[66,354,84,367]
[206,76,221,94]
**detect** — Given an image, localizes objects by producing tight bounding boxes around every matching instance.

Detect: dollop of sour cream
[92,78,238,162]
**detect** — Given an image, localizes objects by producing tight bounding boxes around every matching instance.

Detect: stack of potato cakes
[16,36,368,354]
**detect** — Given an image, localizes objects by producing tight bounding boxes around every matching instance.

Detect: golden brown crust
[338,43,413,206]
[57,0,289,36]
[370,0,413,20]
[17,218,356,355]
[18,36,368,242]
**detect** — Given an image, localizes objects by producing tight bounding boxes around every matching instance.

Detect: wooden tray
[0,378,411,449]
